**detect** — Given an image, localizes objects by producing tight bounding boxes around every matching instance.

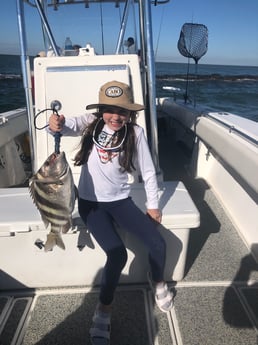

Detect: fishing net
[177,23,208,63]
[177,23,208,105]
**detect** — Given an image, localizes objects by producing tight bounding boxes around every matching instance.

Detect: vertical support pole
[34,0,60,56]
[143,0,161,173]
[115,0,131,54]
[16,0,36,172]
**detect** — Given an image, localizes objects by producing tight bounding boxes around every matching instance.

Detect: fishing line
[118,5,125,53]
[100,2,105,54]
[131,0,138,51]
[155,7,165,59]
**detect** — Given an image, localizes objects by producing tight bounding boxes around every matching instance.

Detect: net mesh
[177,23,208,63]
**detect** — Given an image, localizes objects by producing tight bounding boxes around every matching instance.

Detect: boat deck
[1,126,258,345]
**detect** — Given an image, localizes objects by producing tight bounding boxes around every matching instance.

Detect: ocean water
[1,54,258,122]
[155,62,258,122]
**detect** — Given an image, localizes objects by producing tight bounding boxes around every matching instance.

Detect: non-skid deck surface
[1,284,258,345]
[0,288,174,345]
[173,285,258,345]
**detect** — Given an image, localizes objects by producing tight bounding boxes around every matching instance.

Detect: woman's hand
[147,209,162,223]
[49,113,65,132]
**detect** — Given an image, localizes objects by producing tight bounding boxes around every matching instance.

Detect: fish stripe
[34,201,71,222]
[31,182,70,213]
[35,205,70,221]
[33,193,69,215]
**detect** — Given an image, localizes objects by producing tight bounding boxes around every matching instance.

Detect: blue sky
[0,0,258,66]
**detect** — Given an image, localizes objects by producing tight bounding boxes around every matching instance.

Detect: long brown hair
[74,110,138,173]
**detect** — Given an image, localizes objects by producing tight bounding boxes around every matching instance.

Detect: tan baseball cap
[86,80,145,111]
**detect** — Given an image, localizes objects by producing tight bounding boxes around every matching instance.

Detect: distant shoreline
[0,54,258,69]
[156,74,258,81]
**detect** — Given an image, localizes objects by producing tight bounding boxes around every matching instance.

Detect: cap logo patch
[105,86,123,98]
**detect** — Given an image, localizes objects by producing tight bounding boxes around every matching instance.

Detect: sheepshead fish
[29,151,77,251]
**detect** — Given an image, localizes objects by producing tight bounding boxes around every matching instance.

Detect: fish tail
[56,233,66,250]
[44,232,65,252]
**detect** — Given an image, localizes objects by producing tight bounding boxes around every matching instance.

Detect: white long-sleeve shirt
[59,113,159,209]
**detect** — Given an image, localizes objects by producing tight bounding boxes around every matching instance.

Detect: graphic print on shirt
[96,130,119,163]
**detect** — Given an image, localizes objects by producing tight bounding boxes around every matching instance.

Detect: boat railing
[204,112,258,147]
[158,97,258,199]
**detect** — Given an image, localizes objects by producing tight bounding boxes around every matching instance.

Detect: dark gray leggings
[78,197,166,305]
